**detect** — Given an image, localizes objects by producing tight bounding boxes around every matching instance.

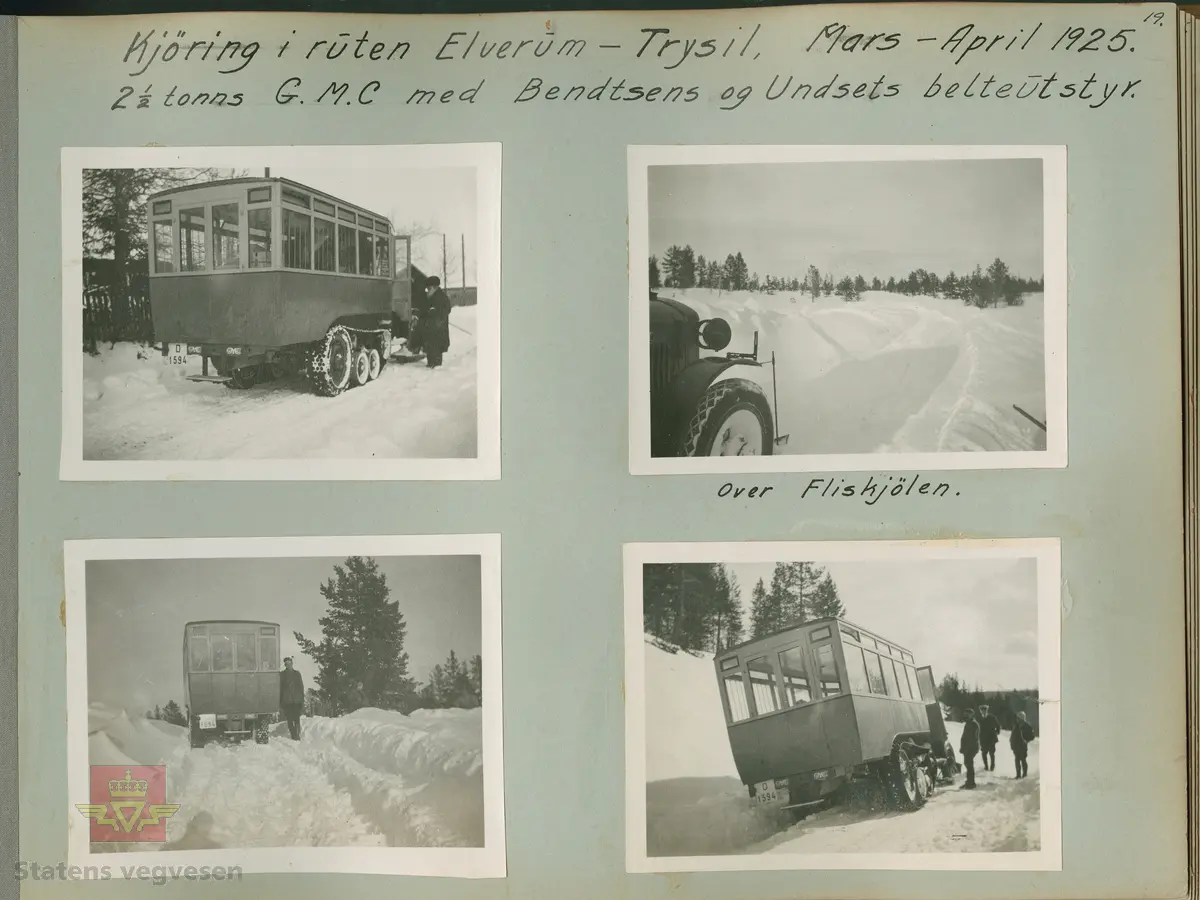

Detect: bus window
[212,203,240,269]
[314,218,336,272]
[179,207,207,272]
[259,635,278,672]
[282,186,311,209]
[375,238,391,278]
[881,654,900,696]
[840,625,861,643]
[844,644,870,693]
[903,664,919,699]
[248,208,271,268]
[211,635,234,672]
[747,656,779,715]
[188,636,209,672]
[337,223,358,274]
[313,198,335,217]
[777,646,811,705]
[235,633,256,672]
[814,643,843,696]
[282,209,312,270]
[863,650,888,695]
[809,626,832,642]
[723,674,750,723]
[358,230,376,277]
[152,221,175,273]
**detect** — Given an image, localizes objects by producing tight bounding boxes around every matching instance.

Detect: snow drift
[86,701,484,850]
[642,638,1042,856]
[656,289,1047,455]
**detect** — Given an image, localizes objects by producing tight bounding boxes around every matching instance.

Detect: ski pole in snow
[1012,404,1047,432]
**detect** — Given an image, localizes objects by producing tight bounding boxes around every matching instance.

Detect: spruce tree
[295,556,418,716]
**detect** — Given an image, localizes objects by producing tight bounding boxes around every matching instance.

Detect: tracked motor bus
[714,616,951,816]
[146,176,414,396]
[183,620,281,748]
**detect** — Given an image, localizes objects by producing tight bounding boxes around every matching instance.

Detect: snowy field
[655,289,1047,455]
[643,639,1041,857]
[86,701,484,850]
[81,307,477,461]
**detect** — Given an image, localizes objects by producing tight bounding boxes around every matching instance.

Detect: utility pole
[442,233,448,290]
[264,167,270,177]
[461,233,466,295]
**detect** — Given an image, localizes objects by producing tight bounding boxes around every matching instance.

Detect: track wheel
[367,348,382,381]
[304,326,354,397]
[887,746,929,810]
[351,346,371,387]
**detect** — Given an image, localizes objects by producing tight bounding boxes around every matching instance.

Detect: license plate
[198,714,216,730]
[166,343,188,366]
[755,780,786,806]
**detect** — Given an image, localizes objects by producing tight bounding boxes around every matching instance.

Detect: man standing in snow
[978,704,1001,771]
[280,657,304,741]
[959,708,981,789]
[421,276,453,369]
[1010,711,1036,779]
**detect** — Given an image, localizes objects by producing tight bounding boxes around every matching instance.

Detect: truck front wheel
[189,717,207,749]
[305,326,354,397]
[680,378,775,457]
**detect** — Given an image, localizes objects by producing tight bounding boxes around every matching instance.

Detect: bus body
[714,617,950,814]
[183,620,281,748]
[146,176,414,395]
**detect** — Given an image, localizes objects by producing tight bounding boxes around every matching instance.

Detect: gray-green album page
[16,4,1187,900]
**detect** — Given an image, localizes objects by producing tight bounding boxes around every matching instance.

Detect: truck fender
[652,357,746,455]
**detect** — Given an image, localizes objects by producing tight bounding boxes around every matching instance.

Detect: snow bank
[84,701,484,850]
[656,289,1047,455]
[644,638,738,783]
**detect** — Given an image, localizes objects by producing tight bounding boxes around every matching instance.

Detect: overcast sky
[255,165,477,285]
[649,158,1044,283]
[85,555,481,712]
[725,557,1038,692]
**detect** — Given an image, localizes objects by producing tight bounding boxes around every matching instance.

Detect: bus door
[391,235,413,324]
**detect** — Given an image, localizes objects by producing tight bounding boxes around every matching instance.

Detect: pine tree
[807,265,821,300]
[295,556,419,716]
[749,577,776,638]
[648,255,661,290]
[810,573,845,619]
[836,276,860,301]
[710,565,744,651]
[161,700,187,727]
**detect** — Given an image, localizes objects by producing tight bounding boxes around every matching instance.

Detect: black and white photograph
[623,539,1061,872]
[64,535,505,877]
[60,144,501,481]
[628,145,1067,474]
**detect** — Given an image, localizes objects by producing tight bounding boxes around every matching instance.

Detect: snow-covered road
[643,640,1042,858]
[656,289,1047,455]
[81,308,478,461]
[87,703,484,850]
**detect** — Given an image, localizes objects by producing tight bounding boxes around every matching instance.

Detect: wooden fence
[83,271,153,353]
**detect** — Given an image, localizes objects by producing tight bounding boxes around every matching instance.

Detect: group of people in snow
[406,276,454,369]
[957,704,1037,788]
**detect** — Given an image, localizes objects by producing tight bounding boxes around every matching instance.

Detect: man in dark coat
[421,276,453,369]
[1010,711,1036,778]
[959,708,980,789]
[979,704,1001,772]
[280,657,305,741]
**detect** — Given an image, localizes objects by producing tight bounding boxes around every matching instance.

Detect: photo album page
[13,3,1189,899]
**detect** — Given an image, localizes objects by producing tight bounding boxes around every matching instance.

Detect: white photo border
[64,533,506,878]
[627,144,1069,474]
[60,143,502,482]
[623,537,1063,873]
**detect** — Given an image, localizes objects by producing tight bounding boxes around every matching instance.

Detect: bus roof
[721,615,915,657]
[184,619,280,628]
[147,176,389,223]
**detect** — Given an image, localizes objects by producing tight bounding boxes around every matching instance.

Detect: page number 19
[1144,11,1165,26]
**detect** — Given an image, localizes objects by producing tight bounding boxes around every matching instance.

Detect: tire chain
[681,381,736,456]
